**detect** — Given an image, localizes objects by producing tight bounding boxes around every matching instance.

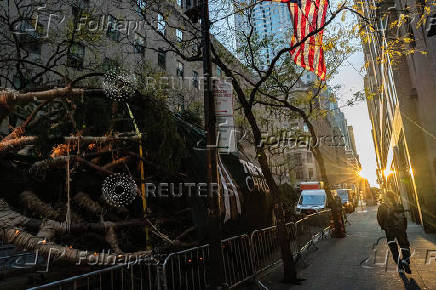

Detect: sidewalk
[249,206,436,290]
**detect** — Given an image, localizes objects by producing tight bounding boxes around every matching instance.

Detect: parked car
[296,189,327,215]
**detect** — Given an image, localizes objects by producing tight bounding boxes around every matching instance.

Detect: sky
[328,3,379,188]
[331,51,378,187]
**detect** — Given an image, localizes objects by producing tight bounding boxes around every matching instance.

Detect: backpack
[377,203,389,230]
[391,204,407,230]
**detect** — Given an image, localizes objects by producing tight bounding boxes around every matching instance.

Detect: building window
[137,0,146,10]
[135,0,146,15]
[307,152,313,162]
[192,43,201,56]
[102,57,118,71]
[133,33,145,53]
[106,15,120,41]
[73,0,90,10]
[157,13,166,35]
[295,170,303,180]
[308,168,314,179]
[67,43,85,69]
[12,71,33,89]
[176,29,183,42]
[216,66,222,77]
[176,61,184,78]
[185,0,201,10]
[158,49,166,70]
[192,70,199,88]
[24,41,42,57]
[295,153,302,166]
[176,94,184,111]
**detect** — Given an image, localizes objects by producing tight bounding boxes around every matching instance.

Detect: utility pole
[200,0,226,288]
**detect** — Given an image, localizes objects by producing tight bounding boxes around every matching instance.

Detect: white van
[296,189,327,214]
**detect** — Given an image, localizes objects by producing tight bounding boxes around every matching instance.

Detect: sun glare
[384,168,394,177]
[357,170,368,179]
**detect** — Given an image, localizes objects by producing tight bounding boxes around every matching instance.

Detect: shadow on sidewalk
[399,273,421,290]
[236,241,319,290]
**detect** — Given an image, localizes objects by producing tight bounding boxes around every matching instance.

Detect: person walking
[377,190,411,273]
[335,194,347,227]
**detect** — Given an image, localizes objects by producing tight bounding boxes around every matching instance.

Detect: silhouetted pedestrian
[377,190,411,273]
[334,194,347,231]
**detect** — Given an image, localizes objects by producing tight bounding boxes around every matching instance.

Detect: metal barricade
[162,245,209,290]
[304,210,331,242]
[250,225,281,274]
[294,210,331,254]
[295,217,314,253]
[286,222,299,255]
[28,258,164,290]
[221,234,254,288]
[26,210,333,290]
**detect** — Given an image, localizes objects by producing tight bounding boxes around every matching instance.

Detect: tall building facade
[358,0,436,231]
[234,0,292,66]
[0,0,238,132]
[257,85,360,190]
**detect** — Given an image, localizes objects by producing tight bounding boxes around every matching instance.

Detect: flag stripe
[313,0,327,76]
[299,0,311,68]
[265,0,328,80]
[308,0,320,69]
[290,2,299,55]
[317,0,328,79]
[304,1,316,68]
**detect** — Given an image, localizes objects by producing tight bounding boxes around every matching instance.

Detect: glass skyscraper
[234,1,292,65]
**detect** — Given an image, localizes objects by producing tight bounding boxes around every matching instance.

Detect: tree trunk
[244,107,298,283]
[211,42,298,283]
[311,147,345,237]
[271,100,346,238]
[303,117,345,238]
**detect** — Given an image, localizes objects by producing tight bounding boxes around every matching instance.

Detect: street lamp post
[200,0,226,288]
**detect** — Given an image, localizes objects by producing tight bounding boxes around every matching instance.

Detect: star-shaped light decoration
[102,68,137,102]
[102,173,137,207]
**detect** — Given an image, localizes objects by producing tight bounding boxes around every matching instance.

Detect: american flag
[266,0,329,80]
